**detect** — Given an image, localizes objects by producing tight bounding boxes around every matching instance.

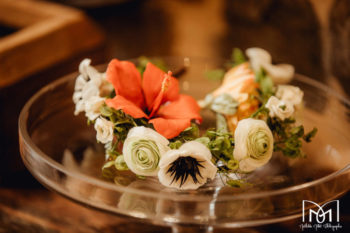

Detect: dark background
[0,0,349,232]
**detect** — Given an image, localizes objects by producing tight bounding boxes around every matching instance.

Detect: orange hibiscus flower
[105,59,202,139]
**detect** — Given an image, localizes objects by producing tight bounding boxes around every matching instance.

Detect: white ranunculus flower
[246,47,295,84]
[233,118,274,172]
[123,126,170,176]
[94,117,114,144]
[158,141,217,190]
[85,96,106,120]
[265,96,294,120]
[276,85,304,106]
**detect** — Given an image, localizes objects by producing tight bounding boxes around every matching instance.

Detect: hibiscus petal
[107,59,144,108]
[149,95,202,138]
[156,95,202,122]
[142,63,179,111]
[149,118,191,139]
[105,95,148,119]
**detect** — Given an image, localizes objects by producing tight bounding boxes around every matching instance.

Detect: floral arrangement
[73,48,317,190]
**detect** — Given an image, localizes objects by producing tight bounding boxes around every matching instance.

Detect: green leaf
[169,140,182,149]
[195,137,210,146]
[227,159,239,171]
[250,106,269,118]
[216,113,229,132]
[255,68,275,103]
[232,48,246,66]
[205,130,234,162]
[115,155,129,171]
[204,69,225,81]
[290,126,304,138]
[136,56,167,75]
[268,116,317,158]
[211,94,239,115]
[169,123,200,143]
[100,105,114,117]
[303,128,318,142]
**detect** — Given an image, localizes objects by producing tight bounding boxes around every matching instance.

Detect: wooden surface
[0,0,104,88]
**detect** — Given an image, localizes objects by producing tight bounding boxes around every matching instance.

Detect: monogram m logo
[302,200,340,223]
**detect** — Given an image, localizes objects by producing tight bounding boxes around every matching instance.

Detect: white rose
[276,85,304,106]
[158,141,217,190]
[94,117,114,144]
[265,96,294,120]
[85,96,105,120]
[123,126,170,176]
[246,47,295,84]
[233,118,274,172]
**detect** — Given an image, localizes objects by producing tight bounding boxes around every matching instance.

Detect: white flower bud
[265,96,294,120]
[94,117,114,144]
[276,85,304,106]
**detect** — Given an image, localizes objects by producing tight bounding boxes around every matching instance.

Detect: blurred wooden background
[0,0,350,232]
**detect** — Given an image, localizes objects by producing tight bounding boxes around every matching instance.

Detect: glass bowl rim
[18,59,350,202]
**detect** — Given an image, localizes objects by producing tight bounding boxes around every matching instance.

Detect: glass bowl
[18,57,350,229]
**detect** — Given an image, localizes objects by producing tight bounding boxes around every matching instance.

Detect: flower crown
[73,48,317,190]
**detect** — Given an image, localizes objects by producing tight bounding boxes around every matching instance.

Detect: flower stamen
[161,71,173,92]
[166,157,204,187]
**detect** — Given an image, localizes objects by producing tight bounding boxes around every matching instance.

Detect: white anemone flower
[276,85,304,106]
[265,96,294,120]
[246,47,295,84]
[234,118,274,173]
[158,141,217,190]
[123,127,170,176]
[94,117,114,144]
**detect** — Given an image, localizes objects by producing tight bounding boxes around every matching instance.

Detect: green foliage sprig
[255,68,275,104]
[268,117,317,158]
[100,105,150,141]
[251,106,317,158]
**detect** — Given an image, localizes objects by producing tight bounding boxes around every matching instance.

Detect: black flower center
[166,156,204,187]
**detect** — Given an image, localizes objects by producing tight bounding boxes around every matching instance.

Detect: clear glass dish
[19,57,350,230]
